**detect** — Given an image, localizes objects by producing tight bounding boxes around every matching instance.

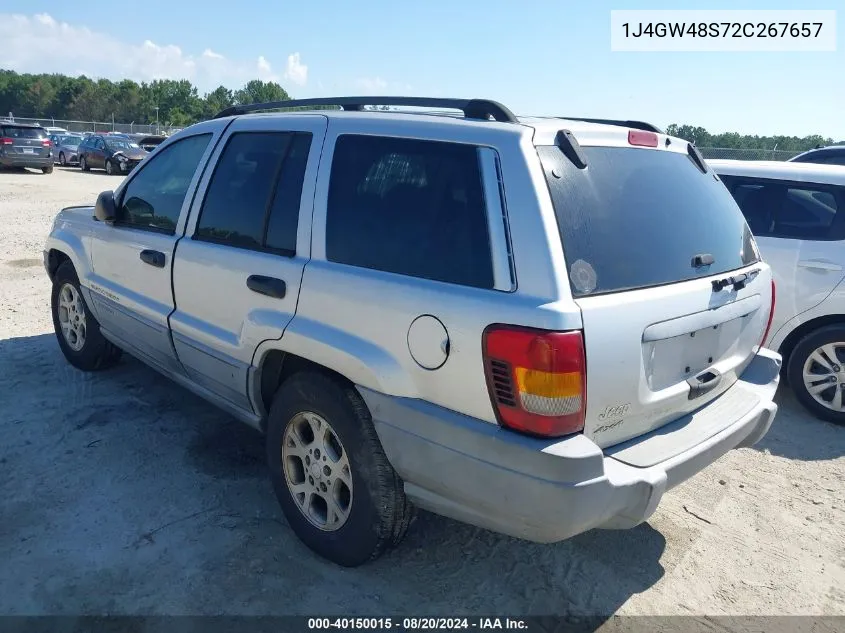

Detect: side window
[195,131,312,253]
[723,176,842,240]
[325,134,494,289]
[117,133,212,233]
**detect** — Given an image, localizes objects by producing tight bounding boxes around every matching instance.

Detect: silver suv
[44,97,781,566]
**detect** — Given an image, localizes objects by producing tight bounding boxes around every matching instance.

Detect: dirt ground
[1,167,843,617]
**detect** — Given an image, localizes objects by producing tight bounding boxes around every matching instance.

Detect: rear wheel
[59,152,66,166]
[51,261,122,371]
[80,156,89,171]
[42,165,53,174]
[787,325,845,426]
[266,371,414,566]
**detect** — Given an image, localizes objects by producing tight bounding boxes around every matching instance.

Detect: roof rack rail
[214,96,518,123]
[557,117,663,134]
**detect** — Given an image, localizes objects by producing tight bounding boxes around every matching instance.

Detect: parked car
[788,146,845,167]
[50,133,85,166]
[44,97,780,567]
[77,134,148,175]
[127,133,167,152]
[0,122,53,173]
[710,159,845,425]
[44,126,69,136]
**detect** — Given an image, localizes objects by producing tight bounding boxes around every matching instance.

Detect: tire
[51,261,122,372]
[42,165,53,174]
[105,159,114,175]
[787,324,845,426]
[80,156,89,171]
[59,152,66,166]
[266,371,415,566]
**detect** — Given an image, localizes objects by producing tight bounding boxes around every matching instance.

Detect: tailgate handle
[687,368,722,400]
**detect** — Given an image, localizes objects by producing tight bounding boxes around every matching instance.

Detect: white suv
[44,97,780,566]
[711,159,845,425]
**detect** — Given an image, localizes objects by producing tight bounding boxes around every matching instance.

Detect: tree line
[1,69,842,149]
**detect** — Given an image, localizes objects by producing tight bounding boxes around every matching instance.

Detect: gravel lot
[1,167,844,617]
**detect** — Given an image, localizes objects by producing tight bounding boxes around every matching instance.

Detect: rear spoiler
[557,117,663,134]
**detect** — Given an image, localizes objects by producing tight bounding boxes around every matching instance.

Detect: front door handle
[798,259,842,272]
[246,275,286,299]
[139,249,166,268]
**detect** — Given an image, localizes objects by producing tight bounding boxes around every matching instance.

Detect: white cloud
[356,77,388,93]
[283,53,308,86]
[354,77,414,96]
[0,13,306,93]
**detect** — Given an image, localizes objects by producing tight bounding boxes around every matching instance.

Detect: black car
[0,123,54,173]
[127,133,167,152]
[78,134,149,175]
[788,146,845,166]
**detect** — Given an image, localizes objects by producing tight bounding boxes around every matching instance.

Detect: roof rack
[214,97,518,123]
[557,117,663,134]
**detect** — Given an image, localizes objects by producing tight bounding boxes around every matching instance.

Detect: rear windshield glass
[2,126,47,139]
[537,145,760,297]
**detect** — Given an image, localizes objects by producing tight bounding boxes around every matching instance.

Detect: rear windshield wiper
[712,268,760,292]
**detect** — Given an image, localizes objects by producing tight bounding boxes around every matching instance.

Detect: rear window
[538,145,760,297]
[1,126,47,139]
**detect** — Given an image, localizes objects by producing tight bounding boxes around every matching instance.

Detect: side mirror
[95,190,117,222]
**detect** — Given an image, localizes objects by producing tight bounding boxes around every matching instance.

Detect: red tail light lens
[42,138,52,147]
[483,325,586,437]
[628,130,658,147]
[760,279,776,348]
[0,138,13,145]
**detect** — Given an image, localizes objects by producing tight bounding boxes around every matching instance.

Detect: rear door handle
[798,259,842,272]
[246,275,286,299]
[139,249,166,268]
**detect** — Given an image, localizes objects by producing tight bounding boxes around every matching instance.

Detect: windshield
[59,135,83,145]
[106,140,141,151]
[538,144,760,297]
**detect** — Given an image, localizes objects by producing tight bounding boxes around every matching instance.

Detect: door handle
[798,260,842,272]
[687,368,722,400]
[246,275,287,299]
[139,249,166,268]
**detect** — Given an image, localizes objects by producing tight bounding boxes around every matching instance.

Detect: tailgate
[537,132,772,448]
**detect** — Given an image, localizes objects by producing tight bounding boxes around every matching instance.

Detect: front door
[168,115,327,410]
[87,131,218,373]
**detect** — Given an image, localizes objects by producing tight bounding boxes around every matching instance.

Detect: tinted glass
[538,145,759,297]
[1,126,46,139]
[196,132,293,249]
[118,133,212,233]
[265,133,312,254]
[326,134,494,289]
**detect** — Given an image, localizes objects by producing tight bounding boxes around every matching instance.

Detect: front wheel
[105,159,114,175]
[787,324,845,426]
[266,371,415,566]
[80,156,89,171]
[51,261,122,371]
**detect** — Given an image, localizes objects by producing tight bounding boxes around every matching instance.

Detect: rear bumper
[0,154,53,168]
[361,348,780,543]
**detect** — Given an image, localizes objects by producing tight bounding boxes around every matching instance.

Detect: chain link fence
[2,115,180,136]
[696,147,801,161]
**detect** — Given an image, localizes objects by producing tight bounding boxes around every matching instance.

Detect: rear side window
[538,145,760,297]
[195,131,312,254]
[720,176,844,241]
[1,126,46,139]
[326,134,494,289]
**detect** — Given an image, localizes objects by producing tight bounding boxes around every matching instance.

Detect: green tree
[234,79,291,106]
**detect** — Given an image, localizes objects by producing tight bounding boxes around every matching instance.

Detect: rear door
[1,125,49,159]
[169,115,326,410]
[538,139,772,448]
[720,175,845,342]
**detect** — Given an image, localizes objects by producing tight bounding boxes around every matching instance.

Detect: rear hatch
[537,129,773,449]
[1,125,50,158]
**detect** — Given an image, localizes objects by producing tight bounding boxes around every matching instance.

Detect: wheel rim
[106,160,112,175]
[802,342,845,412]
[60,153,65,166]
[281,412,353,532]
[80,157,86,170]
[57,283,87,352]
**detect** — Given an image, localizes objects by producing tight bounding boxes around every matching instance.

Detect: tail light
[760,279,776,348]
[628,130,658,147]
[42,139,52,147]
[0,138,13,145]
[483,325,586,437]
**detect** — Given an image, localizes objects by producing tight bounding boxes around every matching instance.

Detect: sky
[1,0,842,139]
